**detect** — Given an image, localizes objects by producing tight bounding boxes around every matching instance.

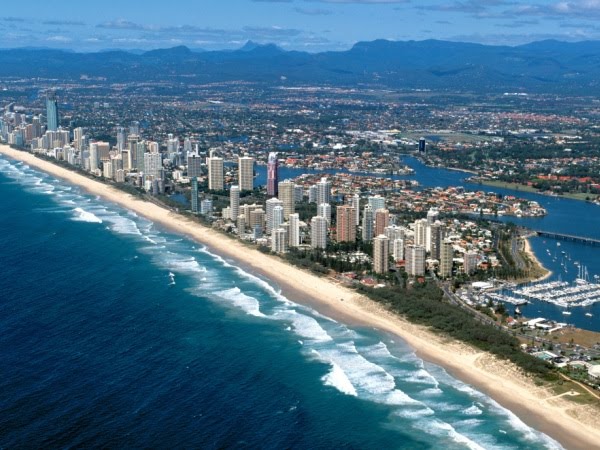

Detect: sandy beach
[2,145,599,449]
[523,236,554,283]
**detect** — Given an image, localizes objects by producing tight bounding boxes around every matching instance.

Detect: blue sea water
[0,156,563,449]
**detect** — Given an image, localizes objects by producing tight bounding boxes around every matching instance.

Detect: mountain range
[3,39,600,94]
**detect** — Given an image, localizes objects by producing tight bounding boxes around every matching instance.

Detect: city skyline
[1,1,600,52]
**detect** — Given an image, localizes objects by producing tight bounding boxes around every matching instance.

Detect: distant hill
[3,39,600,94]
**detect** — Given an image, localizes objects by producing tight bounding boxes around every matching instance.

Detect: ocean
[0,155,562,449]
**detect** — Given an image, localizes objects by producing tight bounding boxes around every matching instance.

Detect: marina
[513,267,600,308]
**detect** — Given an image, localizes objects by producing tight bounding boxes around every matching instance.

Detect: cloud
[97,19,146,30]
[46,35,73,43]
[42,20,86,26]
[2,17,25,22]
[295,7,333,15]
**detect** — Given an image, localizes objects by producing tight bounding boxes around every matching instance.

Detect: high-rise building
[129,121,140,136]
[419,137,426,153]
[127,134,139,170]
[144,152,163,179]
[271,228,288,254]
[266,198,284,234]
[278,180,295,220]
[316,177,331,206]
[336,205,356,243]
[374,209,390,237]
[288,213,300,248]
[308,185,318,203]
[238,155,254,191]
[135,140,147,173]
[207,150,224,191]
[406,245,426,277]
[351,193,360,226]
[117,127,126,151]
[439,239,454,278]
[373,235,390,274]
[230,185,240,221]
[294,185,304,203]
[200,199,213,216]
[166,134,179,153]
[392,238,405,261]
[368,195,385,213]
[73,127,84,150]
[46,92,59,132]
[317,203,331,225]
[89,142,99,172]
[267,152,278,197]
[414,219,427,248]
[187,152,203,178]
[362,205,374,242]
[249,209,265,238]
[426,208,439,225]
[191,177,199,213]
[311,216,327,250]
[464,251,479,275]
[272,206,284,234]
[429,222,444,260]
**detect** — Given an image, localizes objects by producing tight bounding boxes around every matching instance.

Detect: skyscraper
[271,228,288,254]
[464,251,479,275]
[316,177,331,205]
[117,127,126,151]
[392,238,405,261]
[414,219,427,248]
[267,152,278,197]
[187,152,203,178]
[419,137,426,153]
[278,180,295,220]
[311,216,327,250]
[362,205,374,242]
[207,150,224,191]
[374,209,390,237]
[46,92,59,132]
[317,203,331,225]
[336,205,356,243]
[191,177,199,213]
[439,239,454,278]
[406,245,426,277]
[230,185,240,221]
[238,155,254,191]
[373,235,390,274]
[368,195,385,212]
[266,197,284,234]
[288,213,300,248]
[351,193,360,226]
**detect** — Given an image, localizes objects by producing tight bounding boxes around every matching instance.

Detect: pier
[535,230,600,247]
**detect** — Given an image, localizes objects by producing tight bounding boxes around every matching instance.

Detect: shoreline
[2,146,599,449]
[522,236,554,284]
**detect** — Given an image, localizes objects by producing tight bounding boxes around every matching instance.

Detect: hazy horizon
[0,0,599,52]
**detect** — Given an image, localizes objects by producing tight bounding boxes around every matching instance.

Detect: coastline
[2,146,599,449]
[523,236,553,283]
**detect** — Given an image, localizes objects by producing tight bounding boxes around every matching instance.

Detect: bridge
[535,230,600,247]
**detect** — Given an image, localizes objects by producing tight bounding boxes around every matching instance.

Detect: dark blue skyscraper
[46,92,59,132]
[418,137,426,153]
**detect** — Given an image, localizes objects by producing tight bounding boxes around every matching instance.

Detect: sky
[0,0,599,52]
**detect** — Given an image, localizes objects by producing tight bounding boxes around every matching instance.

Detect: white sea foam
[317,342,422,407]
[462,405,483,416]
[165,255,207,275]
[424,420,486,450]
[321,359,357,396]
[271,308,332,342]
[217,287,266,318]
[71,207,103,223]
